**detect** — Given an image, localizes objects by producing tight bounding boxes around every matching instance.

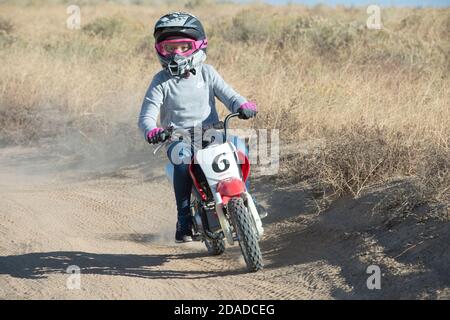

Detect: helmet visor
[155,38,207,57]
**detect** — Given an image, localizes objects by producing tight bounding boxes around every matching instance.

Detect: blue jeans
[166,135,249,228]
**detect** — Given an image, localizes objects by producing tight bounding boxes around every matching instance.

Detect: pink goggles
[155,38,207,57]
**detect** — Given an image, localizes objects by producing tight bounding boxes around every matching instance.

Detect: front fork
[214,192,234,245]
[241,192,264,239]
[213,191,264,246]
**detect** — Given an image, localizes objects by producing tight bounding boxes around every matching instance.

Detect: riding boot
[175,214,193,243]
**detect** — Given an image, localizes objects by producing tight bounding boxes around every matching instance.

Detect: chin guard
[165,50,206,78]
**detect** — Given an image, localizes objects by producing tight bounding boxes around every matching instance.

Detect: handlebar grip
[160,131,171,143]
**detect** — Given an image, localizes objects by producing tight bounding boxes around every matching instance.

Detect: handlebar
[223,112,240,140]
[152,112,241,155]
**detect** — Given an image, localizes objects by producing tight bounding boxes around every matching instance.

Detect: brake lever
[152,142,166,155]
[152,129,173,155]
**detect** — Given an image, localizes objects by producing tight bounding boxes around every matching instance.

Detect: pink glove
[147,127,164,144]
[237,102,258,119]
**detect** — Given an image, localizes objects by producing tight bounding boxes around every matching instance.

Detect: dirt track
[0,145,448,299]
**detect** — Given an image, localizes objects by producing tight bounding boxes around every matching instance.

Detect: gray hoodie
[138,63,247,139]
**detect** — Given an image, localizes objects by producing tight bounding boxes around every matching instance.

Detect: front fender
[216,178,246,205]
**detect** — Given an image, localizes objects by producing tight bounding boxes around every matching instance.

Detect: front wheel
[228,197,263,272]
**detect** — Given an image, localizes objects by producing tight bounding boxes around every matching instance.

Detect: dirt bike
[153,112,264,272]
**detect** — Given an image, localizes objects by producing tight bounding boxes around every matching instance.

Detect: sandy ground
[0,143,448,299]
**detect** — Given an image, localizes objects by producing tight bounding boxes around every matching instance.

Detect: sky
[253,0,450,7]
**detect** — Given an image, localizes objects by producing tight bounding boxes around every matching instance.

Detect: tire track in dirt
[1,145,449,299]
[0,146,361,299]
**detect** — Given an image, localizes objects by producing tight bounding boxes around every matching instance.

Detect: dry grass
[0,2,449,213]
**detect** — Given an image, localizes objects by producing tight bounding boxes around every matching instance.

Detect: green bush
[185,0,215,9]
[82,16,142,38]
[218,9,285,43]
[0,17,15,48]
[42,35,105,59]
[0,16,14,34]
[212,9,447,72]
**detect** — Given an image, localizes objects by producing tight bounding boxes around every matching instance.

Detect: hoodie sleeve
[138,74,164,139]
[207,65,247,113]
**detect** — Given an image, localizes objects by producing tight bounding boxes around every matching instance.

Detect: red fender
[216,178,246,205]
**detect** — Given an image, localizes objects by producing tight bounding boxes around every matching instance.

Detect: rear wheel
[205,238,225,256]
[227,197,263,272]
